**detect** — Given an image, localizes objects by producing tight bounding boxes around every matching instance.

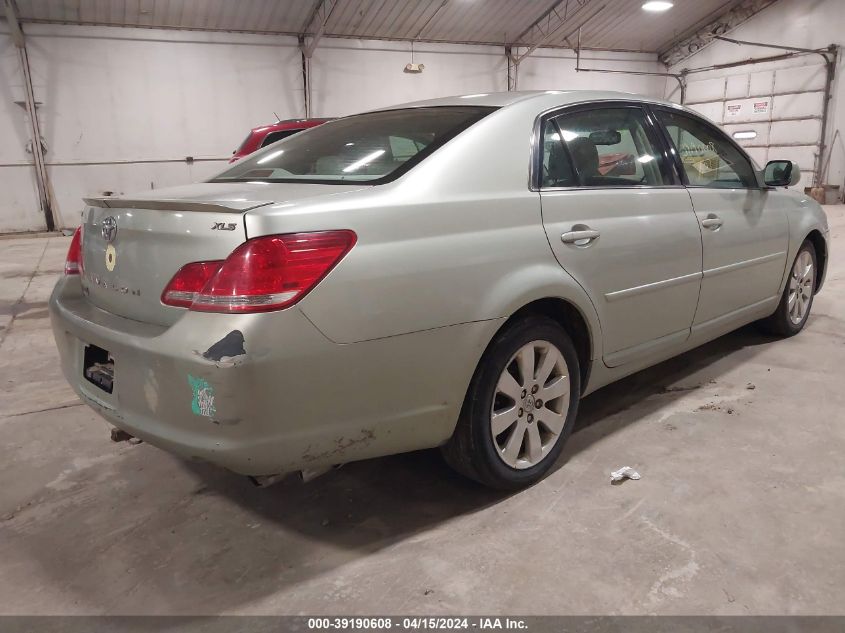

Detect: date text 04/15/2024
[307,618,528,630]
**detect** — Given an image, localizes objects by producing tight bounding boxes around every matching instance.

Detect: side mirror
[764,160,800,187]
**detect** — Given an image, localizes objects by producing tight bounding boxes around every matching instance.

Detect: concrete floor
[1,207,844,616]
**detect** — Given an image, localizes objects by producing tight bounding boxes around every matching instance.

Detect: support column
[5,0,55,230]
[298,0,338,120]
[299,35,311,118]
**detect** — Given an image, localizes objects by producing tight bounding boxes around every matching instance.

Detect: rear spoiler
[83,197,274,214]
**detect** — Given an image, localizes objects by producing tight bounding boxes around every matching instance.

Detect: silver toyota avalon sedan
[50,90,829,489]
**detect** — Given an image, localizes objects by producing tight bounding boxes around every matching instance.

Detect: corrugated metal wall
[0,21,667,231]
[1,0,770,232]
[0,25,304,231]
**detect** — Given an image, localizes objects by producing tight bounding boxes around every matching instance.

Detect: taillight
[161,230,356,313]
[160,261,223,308]
[64,226,83,275]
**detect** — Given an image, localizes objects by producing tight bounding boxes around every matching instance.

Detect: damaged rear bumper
[49,277,499,476]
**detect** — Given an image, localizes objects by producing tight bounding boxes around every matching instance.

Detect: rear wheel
[442,316,580,490]
[759,241,817,336]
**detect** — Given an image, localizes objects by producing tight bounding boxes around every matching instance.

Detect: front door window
[656,110,757,188]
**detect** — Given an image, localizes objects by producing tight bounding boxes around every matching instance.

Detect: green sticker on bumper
[188,375,216,417]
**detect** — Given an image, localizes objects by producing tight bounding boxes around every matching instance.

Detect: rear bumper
[50,277,499,476]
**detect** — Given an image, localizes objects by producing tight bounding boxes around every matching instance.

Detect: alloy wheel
[788,250,814,325]
[490,340,570,470]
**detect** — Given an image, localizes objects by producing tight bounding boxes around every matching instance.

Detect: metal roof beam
[659,0,778,67]
[510,0,598,65]
[3,0,25,47]
[513,0,581,46]
[300,0,338,59]
[506,0,602,91]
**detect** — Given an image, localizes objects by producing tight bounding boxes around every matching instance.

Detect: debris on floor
[746,383,756,390]
[658,379,716,395]
[110,428,143,444]
[610,466,641,483]
[109,428,133,443]
[697,401,739,414]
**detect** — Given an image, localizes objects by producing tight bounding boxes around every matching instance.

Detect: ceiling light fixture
[404,40,424,73]
[642,1,673,12]
[732,130,758,140]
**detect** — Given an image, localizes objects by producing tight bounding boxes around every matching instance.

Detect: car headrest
[567,136,600,181]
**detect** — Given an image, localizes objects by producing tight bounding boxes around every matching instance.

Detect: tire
[759,240,817,337]
[441,315,580,490]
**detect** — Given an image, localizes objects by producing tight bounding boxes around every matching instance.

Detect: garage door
[682,57,828,191]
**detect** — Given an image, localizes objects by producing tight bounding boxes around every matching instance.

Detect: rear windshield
[260,128,303,147]
[211,106,495,185]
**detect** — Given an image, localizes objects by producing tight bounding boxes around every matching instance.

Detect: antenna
[273,111,281,123]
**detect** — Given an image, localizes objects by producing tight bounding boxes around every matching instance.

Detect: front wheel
[441,316,580,490]
[759,240,817,336]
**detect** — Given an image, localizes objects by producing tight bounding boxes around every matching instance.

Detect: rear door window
[542,107,668,188]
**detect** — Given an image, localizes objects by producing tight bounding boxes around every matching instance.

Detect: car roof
[372,90,681,112]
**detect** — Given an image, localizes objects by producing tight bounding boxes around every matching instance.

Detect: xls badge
[105,244,117,271]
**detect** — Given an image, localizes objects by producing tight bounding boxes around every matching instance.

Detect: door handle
[700,214,723,230]
[561,229,601,245]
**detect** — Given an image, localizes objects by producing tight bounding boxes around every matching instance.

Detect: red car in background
[229,118,334,163]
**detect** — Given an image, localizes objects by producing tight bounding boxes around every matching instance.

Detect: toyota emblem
[101,216,118,242]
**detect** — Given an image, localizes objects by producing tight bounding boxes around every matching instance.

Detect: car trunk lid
[79,182,368,327]
[81,196,270,327]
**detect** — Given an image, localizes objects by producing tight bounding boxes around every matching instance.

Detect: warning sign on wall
[723,97,773,121]
[753,100,771,114]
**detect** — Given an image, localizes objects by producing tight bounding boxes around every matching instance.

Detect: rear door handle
[561,229,601,245]
[700,214,723,230]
